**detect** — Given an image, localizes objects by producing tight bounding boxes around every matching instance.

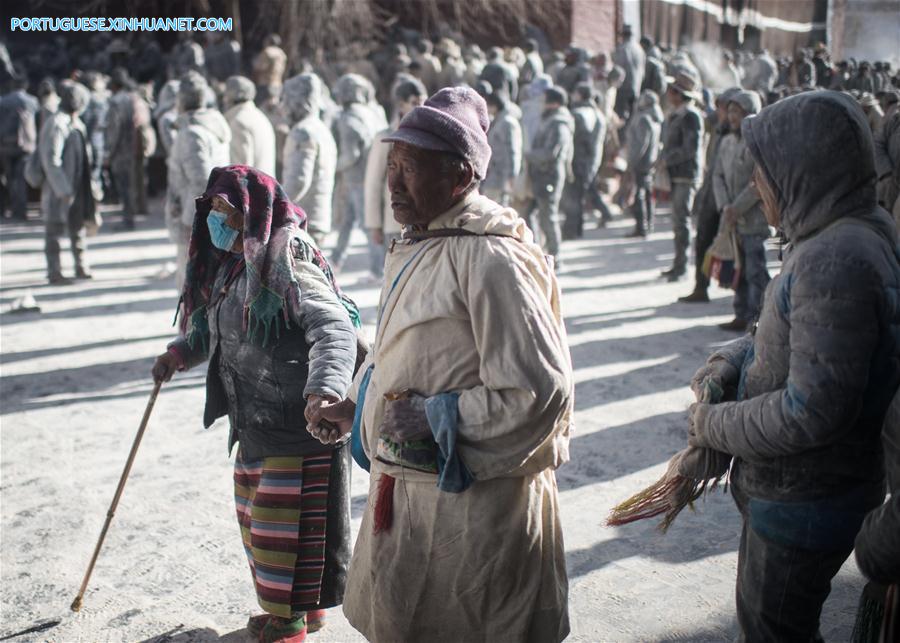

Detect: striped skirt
[234,450,333,618]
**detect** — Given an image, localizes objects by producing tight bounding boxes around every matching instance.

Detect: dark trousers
[732,482,884,642]
[525,181,563,260]
[669,181,695,273]
[562,180,587,239]
[692,187,720,293]
[630,171,655,235]
[110,163,134,223]
[1,153,29,220]
[734,233,770,323]
[45,220,87,278]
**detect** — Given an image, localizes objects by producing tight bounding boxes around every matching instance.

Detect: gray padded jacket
[697,91,900,502]
[170,237,356,459]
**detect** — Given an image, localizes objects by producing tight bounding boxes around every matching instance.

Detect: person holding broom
[151,165,359,643]
[684,92,900,641]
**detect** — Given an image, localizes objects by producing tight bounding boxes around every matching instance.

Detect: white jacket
[224,100,276,177]
[166,108,231,231]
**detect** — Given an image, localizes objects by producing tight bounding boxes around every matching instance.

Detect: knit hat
[730,90,762,115]
[384,86,492,179]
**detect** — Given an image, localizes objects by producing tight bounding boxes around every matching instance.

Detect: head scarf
[178,165,359,349]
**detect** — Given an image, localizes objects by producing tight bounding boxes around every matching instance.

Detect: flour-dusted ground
[1,202,866,642]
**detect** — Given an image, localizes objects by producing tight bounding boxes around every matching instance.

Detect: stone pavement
[0,204,866,642]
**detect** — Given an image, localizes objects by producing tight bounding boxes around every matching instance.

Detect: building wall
[641,0,827,55]
[830,0,900,64]
[571,0,622,54]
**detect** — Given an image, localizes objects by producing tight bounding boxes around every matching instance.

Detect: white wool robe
[342,191,574,643]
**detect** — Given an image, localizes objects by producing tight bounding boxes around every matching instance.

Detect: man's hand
[690,358,739,402]
[151,351,179,384]
[306,395,355,445]
[378,392,432,443]
[369,228,384,246]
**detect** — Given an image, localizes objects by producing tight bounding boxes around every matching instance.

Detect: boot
[259,614,306,643]
[719,318,749,332]
[306,610,326,633]
[678,290,710,303]
[48,272,72,285]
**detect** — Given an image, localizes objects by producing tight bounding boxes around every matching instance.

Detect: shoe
[247,614,271,638]
[719,318,749,332]
[678,290,710,303]
[660,266,683,277]
[666,271,686,282]
[48,273,73,285]
[306,610,326,633]
[259,615,306,643]
[75,267,93,279]
[625,228,647,238]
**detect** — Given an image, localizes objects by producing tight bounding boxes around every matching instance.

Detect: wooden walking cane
[70,381,162,612]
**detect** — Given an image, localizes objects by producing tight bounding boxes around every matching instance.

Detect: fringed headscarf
[177,165,360,350]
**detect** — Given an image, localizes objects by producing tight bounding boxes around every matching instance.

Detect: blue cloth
[350,365,373,471]
[425,392,474,493]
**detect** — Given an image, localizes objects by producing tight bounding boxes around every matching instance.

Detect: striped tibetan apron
[234,450,332,618]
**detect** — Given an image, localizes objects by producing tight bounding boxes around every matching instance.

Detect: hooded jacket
[166,108,231,228]
[224,99,277,177]
[526,105,574,193]
[483,100,523,193]
[520,74,553,153]
[333,75,380,184]
[625,95,663,175]
[712,92,768,236]
[570,98,606,186]
[283,75,338,238]
[696,91,900,503]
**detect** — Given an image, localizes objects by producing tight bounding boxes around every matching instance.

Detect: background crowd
[1,18,899,643]
[2,25,898,294]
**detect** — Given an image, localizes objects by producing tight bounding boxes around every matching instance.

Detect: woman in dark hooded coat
[686,91,900,641]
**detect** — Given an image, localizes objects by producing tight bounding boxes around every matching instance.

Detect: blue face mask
[207,210,240,251]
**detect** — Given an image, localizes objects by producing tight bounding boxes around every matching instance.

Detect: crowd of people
[1,22,899,643]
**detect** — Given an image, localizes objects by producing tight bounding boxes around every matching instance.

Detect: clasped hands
[305,390,432,446]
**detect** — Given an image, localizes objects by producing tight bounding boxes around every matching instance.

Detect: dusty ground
[0,202,867,642]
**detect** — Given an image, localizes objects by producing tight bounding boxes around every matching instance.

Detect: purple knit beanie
[383,86,492,179]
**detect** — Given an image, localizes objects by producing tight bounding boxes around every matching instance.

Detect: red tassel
[373,474,395,534]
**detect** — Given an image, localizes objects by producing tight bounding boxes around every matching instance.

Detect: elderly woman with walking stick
[151,165,359,643]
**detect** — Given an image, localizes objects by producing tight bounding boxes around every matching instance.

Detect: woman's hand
[151,351,179,384]
[305,395,355,445]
